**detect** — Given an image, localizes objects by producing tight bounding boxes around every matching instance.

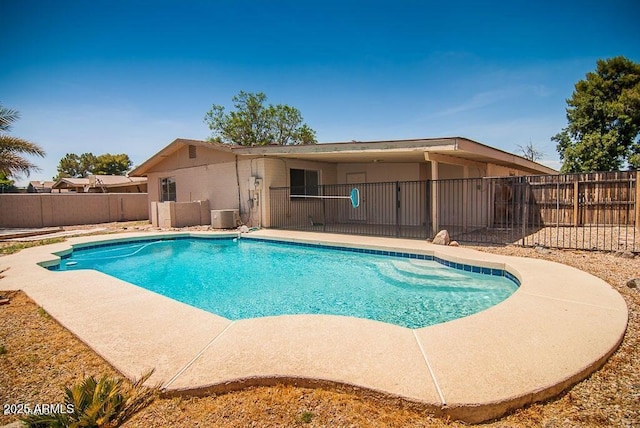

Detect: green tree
[94,153,132,175]
[204,91,317,146]
[56,152,132,179]
[56,153,81,179]
[55,152,98,179]
[553,56,640,172]
[0,172,18,193]
[0,104,46,178]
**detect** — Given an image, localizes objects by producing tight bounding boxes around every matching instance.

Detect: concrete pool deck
[0,230,628,423]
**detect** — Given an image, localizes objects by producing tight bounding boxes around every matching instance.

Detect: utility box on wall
[211,209,239,229]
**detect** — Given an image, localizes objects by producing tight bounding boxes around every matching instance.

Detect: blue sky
[2,0,639,185]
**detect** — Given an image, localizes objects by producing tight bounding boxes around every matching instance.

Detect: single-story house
[130,137,556,235]
[27,180,55,193]
[52,175,148,193]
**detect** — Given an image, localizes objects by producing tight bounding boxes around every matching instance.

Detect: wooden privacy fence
[489,171,638,252]
[525,171,638,227]
[269,171,638,252]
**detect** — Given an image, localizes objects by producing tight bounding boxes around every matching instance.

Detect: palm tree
[0,104,45,178]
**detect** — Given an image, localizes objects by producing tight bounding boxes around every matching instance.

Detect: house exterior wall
[138,142,549,230]
[487,163,525,177]
[145,146,340,228]
[261,158,338,228]
[337,163,421,183]
[145,145,242,226]
[335,163,422,226]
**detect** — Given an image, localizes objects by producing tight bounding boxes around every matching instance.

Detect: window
[160,177,176,202]
[290,168,319,197]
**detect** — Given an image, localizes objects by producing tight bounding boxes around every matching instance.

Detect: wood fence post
[573,179,579,227]
[635,171,640,232]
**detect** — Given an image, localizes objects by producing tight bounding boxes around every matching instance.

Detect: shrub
[21,370,158,427]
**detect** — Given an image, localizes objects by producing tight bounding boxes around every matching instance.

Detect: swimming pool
[51,237,518,328]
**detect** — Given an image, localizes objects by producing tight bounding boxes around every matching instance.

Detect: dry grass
[1,232,639,427]
[0,238,67,255]
[0,291,122,426]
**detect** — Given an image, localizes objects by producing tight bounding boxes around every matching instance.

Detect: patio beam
[424,152,486,169]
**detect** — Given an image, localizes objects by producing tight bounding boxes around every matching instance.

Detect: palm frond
[0,135,46,156]
[0,135,45,177]
[0,152,41,177]
[0,105,20,132]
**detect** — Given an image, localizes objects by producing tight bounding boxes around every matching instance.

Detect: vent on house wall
[188,145,197,159]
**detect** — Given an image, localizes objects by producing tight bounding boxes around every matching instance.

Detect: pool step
[373,261,486,292]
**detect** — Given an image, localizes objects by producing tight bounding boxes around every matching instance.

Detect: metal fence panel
[269,172,638,252]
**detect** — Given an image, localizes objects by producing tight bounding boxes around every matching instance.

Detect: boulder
[535,246,552,255]
[432,230,450,246]
[627,278,639,289]
[449,241,460,247]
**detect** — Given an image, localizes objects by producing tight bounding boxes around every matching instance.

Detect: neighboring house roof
[28,180,55,191]
[130,137,557,176]
[52,175,147,190]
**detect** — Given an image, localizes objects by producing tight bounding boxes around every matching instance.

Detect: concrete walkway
[0,230,628,423]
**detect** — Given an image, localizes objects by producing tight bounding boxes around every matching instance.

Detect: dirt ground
[0,223,638,427]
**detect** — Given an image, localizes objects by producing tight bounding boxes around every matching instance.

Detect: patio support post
[463,165,469,232]
[431,160,439,236]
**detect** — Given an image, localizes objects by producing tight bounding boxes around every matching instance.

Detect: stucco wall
[0,193,148,228]
[151,200,211,228]
[337,163,421,183]
[487,163,526,177]
[261,158,339,227]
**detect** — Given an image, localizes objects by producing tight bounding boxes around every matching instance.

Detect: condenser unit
[211,209,239,229]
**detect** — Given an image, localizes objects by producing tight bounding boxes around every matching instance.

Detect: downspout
[235,155,242,215]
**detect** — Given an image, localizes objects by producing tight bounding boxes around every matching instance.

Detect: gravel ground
[0,223,638,427]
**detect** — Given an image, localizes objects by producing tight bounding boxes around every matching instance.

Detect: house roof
[28,180,55,188]
[52,175,147,189]
[130,137,557,176]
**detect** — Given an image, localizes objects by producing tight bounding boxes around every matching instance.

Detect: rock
[239,225,250,233]
[614,250,635,258]
[449,241,460,247]
[621,251,636,259]
[535,246,552,255]
[432,230,450,246]
[627,278,639,289]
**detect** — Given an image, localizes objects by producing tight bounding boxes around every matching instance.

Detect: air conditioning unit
[211,209,239,229]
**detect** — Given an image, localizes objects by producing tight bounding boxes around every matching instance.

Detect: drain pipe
[235,155,242,214]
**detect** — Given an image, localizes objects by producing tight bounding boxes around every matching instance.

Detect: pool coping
[0,229,628,423]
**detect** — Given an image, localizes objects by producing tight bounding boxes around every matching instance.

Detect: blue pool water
[51,237,518,328]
